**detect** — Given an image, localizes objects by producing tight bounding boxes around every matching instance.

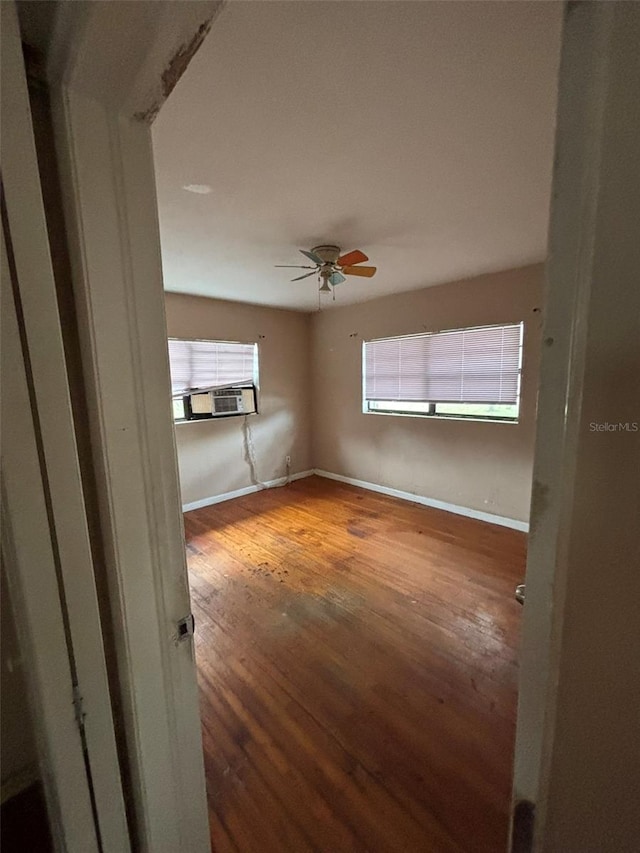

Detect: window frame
[362,322,524,424]
[169,337,260,424]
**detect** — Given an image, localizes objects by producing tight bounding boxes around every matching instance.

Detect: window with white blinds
[363,323,523,420]
[168,339,257,397]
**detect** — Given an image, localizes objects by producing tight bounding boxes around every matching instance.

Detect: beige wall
[168,267,541,518]
[165,293,312,506]
[310,265,543,522]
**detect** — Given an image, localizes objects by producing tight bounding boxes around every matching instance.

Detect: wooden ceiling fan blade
[342,265,377,278]
[299,249,323,264]
[291,270,318,281]
[338,249,368,266]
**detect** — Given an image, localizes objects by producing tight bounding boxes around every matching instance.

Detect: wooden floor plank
[185,475,524,852]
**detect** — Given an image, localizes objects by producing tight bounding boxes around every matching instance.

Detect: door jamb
[41,2,222,849]
[2,3,129,848]
[1,225,99,853]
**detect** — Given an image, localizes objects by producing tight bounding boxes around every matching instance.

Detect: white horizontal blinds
[168,339,255,396]
[456,324,522,403]
[168,339,192,395]
[365,323,522,404]
[364,337,402,401]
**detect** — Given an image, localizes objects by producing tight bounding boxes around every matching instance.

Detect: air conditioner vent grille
[214,396,241,414]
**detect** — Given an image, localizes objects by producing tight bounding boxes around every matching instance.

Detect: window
[168,338,258,422]
[363,323,523,422]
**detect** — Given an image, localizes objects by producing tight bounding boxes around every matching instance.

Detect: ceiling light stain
[183,184,212,194]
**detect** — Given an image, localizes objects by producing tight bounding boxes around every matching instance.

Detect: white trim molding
[182,470,314,512]
[2,4,128,848]
[41,3,224,847]
[52,88,210,852]
[1,234,99,851]
[313,470,530,532]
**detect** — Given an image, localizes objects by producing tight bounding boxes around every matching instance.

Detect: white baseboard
[313,469,530,532]
[182,468,529,532]
[182,470,314,512]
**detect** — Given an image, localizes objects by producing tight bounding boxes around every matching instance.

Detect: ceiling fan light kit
[275,244,377,297]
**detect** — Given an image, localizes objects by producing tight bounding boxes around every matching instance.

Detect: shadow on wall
[175,406,297,505]
[330,414,526,512]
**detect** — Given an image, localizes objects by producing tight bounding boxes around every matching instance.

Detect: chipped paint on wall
[136,3,225,124]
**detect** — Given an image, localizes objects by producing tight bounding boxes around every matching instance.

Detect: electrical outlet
[285,455,291,465]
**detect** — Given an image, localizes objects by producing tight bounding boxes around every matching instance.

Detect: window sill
[173,411,258,426]
[363,410,519,425]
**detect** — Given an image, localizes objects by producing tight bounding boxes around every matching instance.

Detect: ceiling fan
[275,245,377,293]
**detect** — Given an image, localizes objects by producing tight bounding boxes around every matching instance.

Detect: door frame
[2,3,129,849]
[40,2,223,850]
[1,223,100,853]
[513,2,640,849]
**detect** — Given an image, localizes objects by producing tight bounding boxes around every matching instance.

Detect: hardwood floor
[184,475,525,853]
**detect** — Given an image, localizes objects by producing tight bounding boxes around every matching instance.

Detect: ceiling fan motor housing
[312,245,341,265]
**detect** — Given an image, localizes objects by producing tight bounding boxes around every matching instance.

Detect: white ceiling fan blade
[274,264,316,269]
[291,270,318,281]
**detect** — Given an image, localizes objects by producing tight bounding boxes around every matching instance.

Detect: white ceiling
[153,0,562,312]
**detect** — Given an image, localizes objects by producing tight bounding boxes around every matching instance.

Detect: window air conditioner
[187,386,257,419]
[212,388,246,415]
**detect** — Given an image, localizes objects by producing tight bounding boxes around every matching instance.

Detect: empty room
[152,2,561,850]
[4,0,639,849]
